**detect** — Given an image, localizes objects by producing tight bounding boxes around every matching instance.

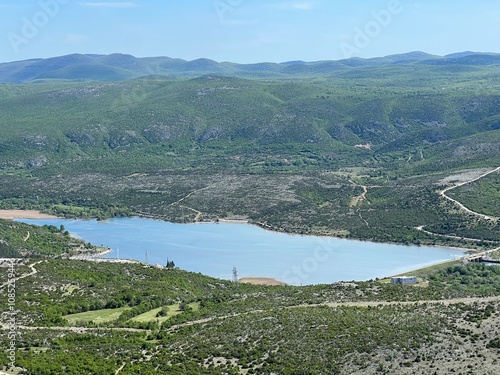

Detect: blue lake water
[17,218,465,285]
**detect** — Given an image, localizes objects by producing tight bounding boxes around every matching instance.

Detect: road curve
[439,166,500,221]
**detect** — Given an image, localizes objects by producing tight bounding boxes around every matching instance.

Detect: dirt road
[439,166,500,221]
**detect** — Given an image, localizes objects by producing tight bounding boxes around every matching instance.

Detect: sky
[0,0,499,63]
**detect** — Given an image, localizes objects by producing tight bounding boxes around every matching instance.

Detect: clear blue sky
[1,0,499,63]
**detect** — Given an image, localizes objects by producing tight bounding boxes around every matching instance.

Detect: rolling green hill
[0,53,499,245]
[1,248,499,374]
[1,51,500,83]
[1,69,499,168]
[1,50,500,373]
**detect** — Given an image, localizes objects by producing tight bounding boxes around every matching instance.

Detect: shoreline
[68,248,112,259]
[388,258,462,278]
[2,209,484,284]
[93,248,113,257]
[249,220,479,254]
[138,214,482,254]
[216,218,249,224]
[2,209,491,255]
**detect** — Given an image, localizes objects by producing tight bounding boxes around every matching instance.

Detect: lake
[17,217,464,285]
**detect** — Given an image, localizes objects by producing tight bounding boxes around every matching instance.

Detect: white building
[390,276,418,285]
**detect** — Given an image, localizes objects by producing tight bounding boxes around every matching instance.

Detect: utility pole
[232,266,239,286]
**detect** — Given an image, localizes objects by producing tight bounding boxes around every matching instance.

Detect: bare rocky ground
[438,168,495,186]
[343,300,500,375]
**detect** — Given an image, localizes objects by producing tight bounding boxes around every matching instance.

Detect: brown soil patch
[239,277,286,286]
[0,210,60,220]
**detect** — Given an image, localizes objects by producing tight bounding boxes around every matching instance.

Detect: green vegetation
[1,53,500,373]
[0,219,93,257]
[1,62,499,245]
[1,251,499,374]
[63,307,130,325]
[448,171,500,217]
[130,302,199,324]
[0,222,499,373]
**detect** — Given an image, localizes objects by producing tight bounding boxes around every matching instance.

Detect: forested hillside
[1,249,499,374]
[1,52,500,373]
[1,54,499,245]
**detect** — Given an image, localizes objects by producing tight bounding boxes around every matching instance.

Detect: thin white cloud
[292,2,314,10]
[79,2,137,8]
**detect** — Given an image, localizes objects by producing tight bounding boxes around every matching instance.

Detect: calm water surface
[18,218,464,285]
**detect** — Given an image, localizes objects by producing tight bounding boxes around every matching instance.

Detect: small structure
[391,276,418,285]
[232,266,239,287]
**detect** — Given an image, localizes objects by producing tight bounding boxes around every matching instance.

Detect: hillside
[0,221,499,374]
[0,242,499,373]
[1,51,500,373]
[0,53,499,244]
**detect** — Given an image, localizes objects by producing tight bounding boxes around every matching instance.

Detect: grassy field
[64,307,131,325]
[64,303,200,325]
[130,302,200,323]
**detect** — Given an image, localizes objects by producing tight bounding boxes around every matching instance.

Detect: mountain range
[0,50,499,245]
[1,51,500,83]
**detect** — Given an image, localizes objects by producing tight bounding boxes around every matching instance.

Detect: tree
[156,306,170,317]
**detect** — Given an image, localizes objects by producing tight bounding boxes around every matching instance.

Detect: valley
[1,52,500,374]
[1,54,500,247]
